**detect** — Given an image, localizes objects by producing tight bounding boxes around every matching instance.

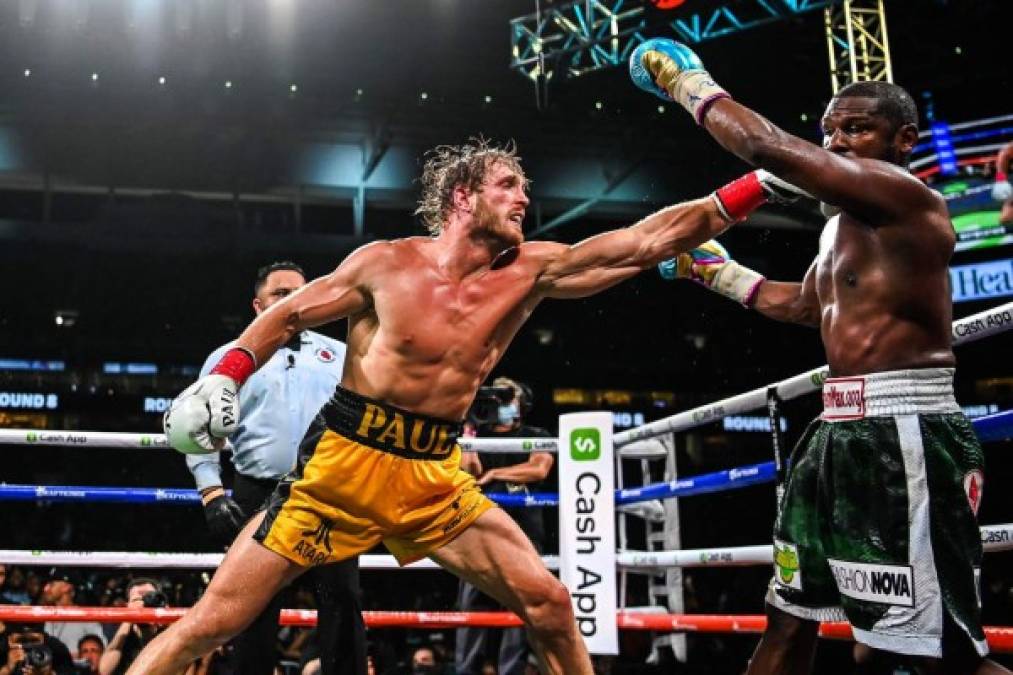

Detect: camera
[467,386,514,428]
[141,590,168,608]
[22,644,53,669]
[8,633,53,672]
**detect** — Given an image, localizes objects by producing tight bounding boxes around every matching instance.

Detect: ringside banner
[558,412,618,655]
[950,259,1013,303]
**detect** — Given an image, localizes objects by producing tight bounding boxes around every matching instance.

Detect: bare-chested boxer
[137,139,802,675]
[632,38,1009,675]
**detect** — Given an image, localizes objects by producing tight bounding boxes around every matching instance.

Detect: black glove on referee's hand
[203,493,247,547]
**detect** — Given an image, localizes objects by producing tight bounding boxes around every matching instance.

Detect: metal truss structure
[824,0,893,92]
[509,0,835,82]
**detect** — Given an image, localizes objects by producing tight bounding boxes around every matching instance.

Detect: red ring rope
[2,606,1011,652]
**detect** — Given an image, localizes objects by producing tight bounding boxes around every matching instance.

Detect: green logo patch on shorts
[774,539,802,590]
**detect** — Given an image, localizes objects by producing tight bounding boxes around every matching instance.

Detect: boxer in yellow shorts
[256,386,493,566]
[140,138,761,675]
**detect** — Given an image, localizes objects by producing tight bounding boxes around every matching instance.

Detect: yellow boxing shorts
[254,386,494,566]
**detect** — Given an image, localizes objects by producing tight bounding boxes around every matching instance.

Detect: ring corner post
[558,411,619,655]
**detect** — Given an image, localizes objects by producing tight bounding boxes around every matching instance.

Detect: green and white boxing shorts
[767,368,988,658]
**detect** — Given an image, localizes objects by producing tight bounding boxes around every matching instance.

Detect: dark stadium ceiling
[0,0,1008,374]
[0,1,1005,112]
[0,0,1006,228]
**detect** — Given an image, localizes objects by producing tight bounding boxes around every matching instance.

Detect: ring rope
[4,408,1009,457]
[2,524,1008,571]
[0,302,1008,455]
[615,300,1013,446]
[0,304,1008,657]
[8,404,1010,508]
[972,409,1013,443]
[0,606,1010,652]
[0,460,778,507]
[0,429,573,455]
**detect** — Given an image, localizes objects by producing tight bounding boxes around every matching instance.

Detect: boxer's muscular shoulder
[340,238,410,281]
[518,240,568,266]
[353,238,404,261]
[388,236,442,261]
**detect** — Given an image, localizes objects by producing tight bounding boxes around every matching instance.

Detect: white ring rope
[0,303,1007,455]
[458,437,557,453]
[916,112,1013,138]
[615,300,1013,446]
[2,524,1007,572]
[0,430,666,457]
[0,429,172,450]
[622,522,1013,569]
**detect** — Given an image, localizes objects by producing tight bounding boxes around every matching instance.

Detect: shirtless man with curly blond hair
[139,139,800,675]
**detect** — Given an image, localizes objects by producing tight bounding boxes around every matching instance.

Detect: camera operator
[0,623,74,675]
[456,376,553,675]
[98,579,165,675]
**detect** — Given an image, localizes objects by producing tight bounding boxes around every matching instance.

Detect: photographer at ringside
[455,377,554,675]
[98,579,165,675]
[0,623,74,675]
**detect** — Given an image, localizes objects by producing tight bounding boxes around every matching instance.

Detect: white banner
[950,259,1013,303]
[558,412,618,655]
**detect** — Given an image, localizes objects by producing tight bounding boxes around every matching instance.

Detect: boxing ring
[2,300,1012,661]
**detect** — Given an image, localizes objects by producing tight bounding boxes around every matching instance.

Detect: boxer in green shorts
[772,368,986,658]
[634,40,1008,674]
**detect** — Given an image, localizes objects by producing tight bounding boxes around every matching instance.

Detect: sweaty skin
[237,163,728,420]
[702,96,955,376]
[128,160,731,675]
[688,97,1008,675]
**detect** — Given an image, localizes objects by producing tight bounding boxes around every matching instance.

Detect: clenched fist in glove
[659,239,766,307]
[629,37,729,124]
[163,347,256,455]
[201,489,248,546]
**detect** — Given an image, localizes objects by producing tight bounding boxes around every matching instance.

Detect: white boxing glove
[163,374,240,455]
[755,169,812,204]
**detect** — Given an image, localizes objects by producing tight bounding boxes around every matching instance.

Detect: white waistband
[821,368,960,420]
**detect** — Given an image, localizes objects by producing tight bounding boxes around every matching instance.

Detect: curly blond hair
[414,138,525,235]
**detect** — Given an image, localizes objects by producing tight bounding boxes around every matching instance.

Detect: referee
[186,261,366,675]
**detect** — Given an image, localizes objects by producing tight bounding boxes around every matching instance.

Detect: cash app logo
[570,428,600,461]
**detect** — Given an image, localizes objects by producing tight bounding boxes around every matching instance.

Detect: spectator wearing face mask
[456,377,553,675]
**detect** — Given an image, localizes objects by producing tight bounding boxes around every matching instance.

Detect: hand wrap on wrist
[712,172,767,222]
[673,70,731,124]
[209,347,256,386]
[710,261,765,307]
